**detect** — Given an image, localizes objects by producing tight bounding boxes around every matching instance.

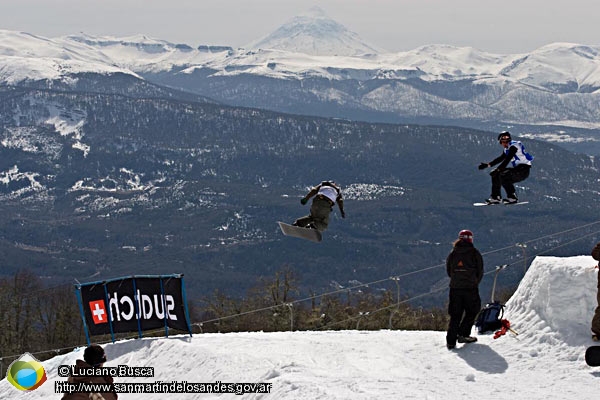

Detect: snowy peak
[63,33,187,54]
[499,42,600,91]
[0,30,136,84]
[0,29,98,61]
[302,5,329,18]
[246,7,383,56]
[394,44,520,78]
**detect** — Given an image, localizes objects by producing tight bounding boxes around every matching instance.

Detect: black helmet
[84,344,107,366]
[498,131,511,141]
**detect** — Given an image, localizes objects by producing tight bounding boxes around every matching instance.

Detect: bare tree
[36,284,84,350]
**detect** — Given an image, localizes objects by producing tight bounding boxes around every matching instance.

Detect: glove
[478,162,488,170]
[300,197,308,205]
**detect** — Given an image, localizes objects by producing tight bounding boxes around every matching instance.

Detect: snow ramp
[505,255,598,359]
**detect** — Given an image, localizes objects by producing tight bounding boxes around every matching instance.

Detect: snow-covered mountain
[2,26,597,91]
[58,32,232,73]
[245,6,384,56]
[499,43,600,92]
[0,30,136,84]
[1,9,599,133]
[1,255,598,399]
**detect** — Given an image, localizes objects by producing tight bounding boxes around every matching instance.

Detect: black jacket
[592,242,600,288]
[62,360,118,400]
[592,242,600,262]
[489,145,518,170]
[446,240,484,289]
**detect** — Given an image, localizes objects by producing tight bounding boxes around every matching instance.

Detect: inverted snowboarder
[477,131,533,205]
[279,180,345,242]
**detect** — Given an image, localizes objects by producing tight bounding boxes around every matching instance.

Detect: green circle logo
[6,353,47,391]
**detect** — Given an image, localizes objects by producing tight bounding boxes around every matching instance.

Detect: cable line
[196,220,600,327]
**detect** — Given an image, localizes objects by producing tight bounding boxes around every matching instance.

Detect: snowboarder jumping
[293,180,345,232]
[478,131,533,204]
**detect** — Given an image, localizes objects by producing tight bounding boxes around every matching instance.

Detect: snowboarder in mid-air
[478,131,533,204]
[293,180,345,232]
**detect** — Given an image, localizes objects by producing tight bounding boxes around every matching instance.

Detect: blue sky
[2,0,598,53]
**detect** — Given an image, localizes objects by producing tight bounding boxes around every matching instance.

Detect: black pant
[447,288,481,346]
[491,164,531,198]
[293,197,332,232]
[593,270,600,336]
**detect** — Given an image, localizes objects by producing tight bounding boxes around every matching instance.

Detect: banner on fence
[75,275,192,344]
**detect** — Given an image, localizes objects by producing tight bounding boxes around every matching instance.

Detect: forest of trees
[0,86,593,381]
[1,88,599,306]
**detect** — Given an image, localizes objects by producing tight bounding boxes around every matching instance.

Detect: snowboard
[473,201,529,207]
[278,221,322,243]
[585,346,600,367]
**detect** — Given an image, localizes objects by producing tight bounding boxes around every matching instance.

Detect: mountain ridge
[1,26,599,143]
[3,28,598,91]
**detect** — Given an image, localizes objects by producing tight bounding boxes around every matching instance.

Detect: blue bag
[475,301,504,333]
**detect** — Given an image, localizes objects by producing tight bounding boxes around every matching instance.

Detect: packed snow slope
[1,256,599,399]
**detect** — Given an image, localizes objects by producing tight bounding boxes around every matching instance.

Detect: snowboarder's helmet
[498,131,511,142]
[458,229,473,243]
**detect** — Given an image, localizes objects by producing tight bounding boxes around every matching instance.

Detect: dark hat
[497,131,511,141]
[84,344,107,366]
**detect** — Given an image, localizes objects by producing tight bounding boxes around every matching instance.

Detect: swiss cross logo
[89,300,108,324]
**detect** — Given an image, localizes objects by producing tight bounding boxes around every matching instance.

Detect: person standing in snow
[62,344,118,400]
[446,229,484,349]
[478,131,533,204]
[591,242,600,341]
[293,180,345,232]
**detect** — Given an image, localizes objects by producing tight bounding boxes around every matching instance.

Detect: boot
[485,196,501,204]
[457,335,478,343]
[504,194,518,204]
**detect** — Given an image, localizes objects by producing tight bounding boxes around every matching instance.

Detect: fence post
[286,303,294,331]
[516,243,528,276]
[389,277,401,329]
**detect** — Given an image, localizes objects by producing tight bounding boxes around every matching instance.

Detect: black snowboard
[585,346,600,367]
[278,221,322,243]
